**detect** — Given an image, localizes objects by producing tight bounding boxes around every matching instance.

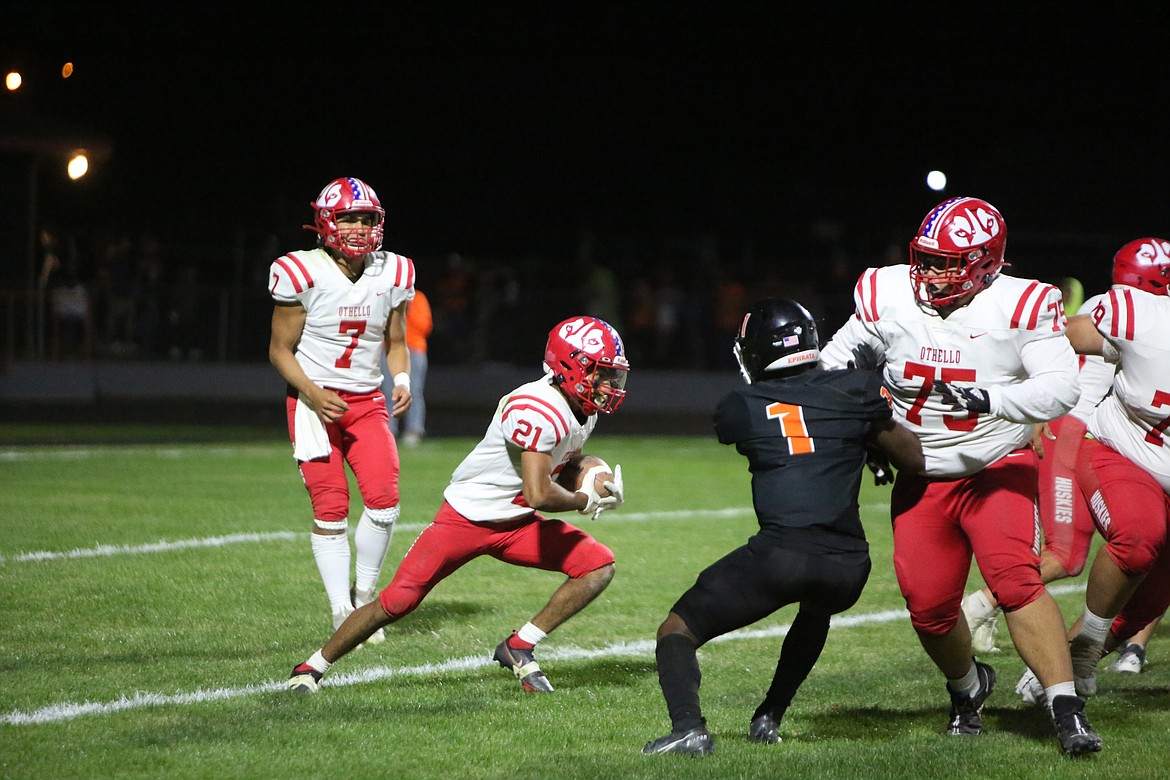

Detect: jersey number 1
[765,402,813,455]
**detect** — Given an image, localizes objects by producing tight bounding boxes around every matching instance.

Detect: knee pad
[364,505,399,529]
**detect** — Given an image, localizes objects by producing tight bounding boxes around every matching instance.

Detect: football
[555,453,613,497]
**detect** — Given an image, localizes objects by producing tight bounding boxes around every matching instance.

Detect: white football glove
[575,463,618,520]
[591,464,624,521]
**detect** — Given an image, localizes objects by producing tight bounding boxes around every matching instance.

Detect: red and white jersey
[821,265,1080,477]
[444,376,596,522]
[269,249,415,392]
[1069,294,1117,422]
[1086,286,1170,492]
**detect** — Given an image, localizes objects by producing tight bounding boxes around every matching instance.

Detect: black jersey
[714,368,891,552]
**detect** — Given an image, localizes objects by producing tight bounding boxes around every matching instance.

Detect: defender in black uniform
[643,299,924,756]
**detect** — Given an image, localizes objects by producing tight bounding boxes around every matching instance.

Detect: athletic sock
[310,531,352,611]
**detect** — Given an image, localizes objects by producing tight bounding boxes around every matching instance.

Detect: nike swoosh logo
[969,333,987,339]
[376,289,391,296]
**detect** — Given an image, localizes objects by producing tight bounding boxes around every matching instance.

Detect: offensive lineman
[288,316,629,694]
[819,196,1102,756]
[269,177,414,642]
[643,299,924,756]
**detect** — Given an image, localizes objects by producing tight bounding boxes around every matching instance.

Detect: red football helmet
[1112,237,1170,295]
[909,196,1007,308]
[544,316,630,415]
[304,177,385,259]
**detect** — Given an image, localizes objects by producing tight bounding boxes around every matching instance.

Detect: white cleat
[1105,642,1146,674]
[1069,636,1106,697]
[961,593,1002,654]
[1015,667,1047,707]
[332,604,354,631]
[353,587,386,645]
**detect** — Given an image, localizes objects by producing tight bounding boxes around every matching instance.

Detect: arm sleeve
[989,333,1080,423]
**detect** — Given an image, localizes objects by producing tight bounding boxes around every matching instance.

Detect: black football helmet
[732,298,820,384]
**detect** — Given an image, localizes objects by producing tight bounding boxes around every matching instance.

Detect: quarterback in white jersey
[288,316,631,696]
[270,248,415,393]
[1056,237,1170,698]
[269,177,413,642]
[820,196,1100,756]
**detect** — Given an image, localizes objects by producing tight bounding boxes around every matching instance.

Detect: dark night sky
[2,4,1167,279]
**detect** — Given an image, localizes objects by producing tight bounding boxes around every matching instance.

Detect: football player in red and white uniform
[962,287,1114,654]
[1053,237,1170,697]
[287,316,630,694]
[820,196,1101,756]
[269,177,415,642]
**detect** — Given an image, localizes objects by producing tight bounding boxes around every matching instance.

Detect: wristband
[393,372,411,392]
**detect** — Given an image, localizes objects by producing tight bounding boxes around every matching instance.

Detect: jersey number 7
[335,319,367,369]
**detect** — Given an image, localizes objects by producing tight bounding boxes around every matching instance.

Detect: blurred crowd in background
[12,218,1116,372]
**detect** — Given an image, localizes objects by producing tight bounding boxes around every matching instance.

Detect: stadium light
[5,71,21,91]
[67,150,89,180]
[926,170,947,192]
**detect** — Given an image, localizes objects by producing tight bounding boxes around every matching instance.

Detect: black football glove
[865,449,895,486]
[933,380,991,415]
[847,343,883,372]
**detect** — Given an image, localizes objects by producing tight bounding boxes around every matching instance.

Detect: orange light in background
[5,71,21,91]
[62,62,74,78]
[67,151,90,180]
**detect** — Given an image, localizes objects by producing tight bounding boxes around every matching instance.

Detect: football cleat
[962,593,1002,655]
[1051,694,1102,757]
[642,725,715,756]
[1105,642,1146,674]
[352,587,386,645]
[287,663,323,693]
[946,661,996,736]
[748,713,782,744]
[1015,667,1047,708]
[332,604,353,631]
[1069,636,1106,697]
[494,634,554,692]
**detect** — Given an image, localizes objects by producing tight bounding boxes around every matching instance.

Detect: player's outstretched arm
[869,418,925,477]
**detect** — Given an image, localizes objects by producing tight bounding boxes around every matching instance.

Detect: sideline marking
[1,584,1088,727]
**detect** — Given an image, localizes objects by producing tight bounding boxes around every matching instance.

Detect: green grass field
[2,432,1166,779]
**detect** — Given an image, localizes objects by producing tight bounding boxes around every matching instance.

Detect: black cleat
[748,713,782,744]
[947,661,996,735]
[493,635,554,692]
[1052,695,1102,757]
[642,725,715,756]
[287,662,323,693]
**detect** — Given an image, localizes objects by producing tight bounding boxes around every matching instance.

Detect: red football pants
[285,388,400,520]
[378,501,615,619]
[1037,415,1095,576]
[892,449,1045,636]
[1076,438,1170,639]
